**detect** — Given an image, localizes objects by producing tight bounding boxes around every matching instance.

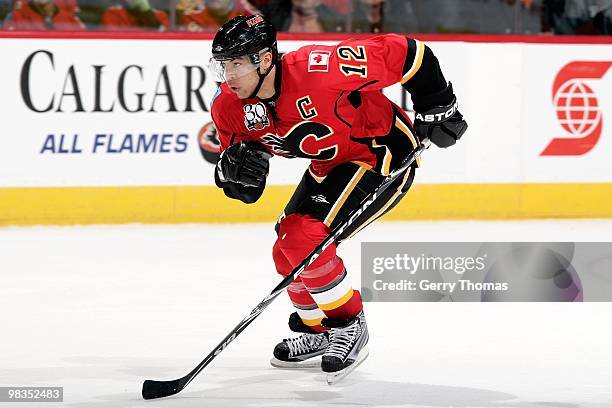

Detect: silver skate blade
[326,347,369,385]
[270,356,322,369]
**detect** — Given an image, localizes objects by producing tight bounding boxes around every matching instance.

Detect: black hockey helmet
[212,15,277,64]
[210,15,278,98]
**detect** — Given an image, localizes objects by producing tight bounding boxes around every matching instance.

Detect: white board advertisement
[0,37,609,188]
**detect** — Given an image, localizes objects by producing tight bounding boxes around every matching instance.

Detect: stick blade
[142,378,184,400]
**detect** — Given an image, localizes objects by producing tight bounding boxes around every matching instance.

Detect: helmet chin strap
[248,64,273,99]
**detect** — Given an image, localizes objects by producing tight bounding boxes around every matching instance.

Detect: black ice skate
[270,312,329,369]
[321,310,369,385]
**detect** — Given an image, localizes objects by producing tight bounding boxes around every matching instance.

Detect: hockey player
[209,15,466,382]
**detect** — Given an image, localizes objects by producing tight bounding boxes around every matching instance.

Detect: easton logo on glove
[415,99,459,123]
[413,97,467,148]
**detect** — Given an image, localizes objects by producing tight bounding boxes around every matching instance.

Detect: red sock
[274,214,363,322]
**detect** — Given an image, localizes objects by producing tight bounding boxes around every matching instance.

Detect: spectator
[287,0,325,32]
[352,0,383,32]
[3,0,85,30]
[593,0,612,33]
[503,0,536,8]
[498,0,542,33]
[351,0,418,33]
[177,0,259,32]
[60,0,75,10]
[256,0,344,32]
[1,0,14,22]
[101,0,168,31]
[542,0,598,34]
[409,0,541,34]
[75,0,114,29]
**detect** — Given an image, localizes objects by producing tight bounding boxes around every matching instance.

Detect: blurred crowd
[0,0,610,35]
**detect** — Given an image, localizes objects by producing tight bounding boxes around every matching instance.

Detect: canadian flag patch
[308,51,331,72]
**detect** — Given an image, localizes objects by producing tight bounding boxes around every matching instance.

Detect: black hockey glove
[414,99,467,148]
[412,83,468,148]
[216,141,272,188]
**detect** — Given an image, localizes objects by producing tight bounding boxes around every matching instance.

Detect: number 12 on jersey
[337,46,367,78]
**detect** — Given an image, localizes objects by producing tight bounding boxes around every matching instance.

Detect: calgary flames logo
[261,121,338,160]
[541,61,610,156]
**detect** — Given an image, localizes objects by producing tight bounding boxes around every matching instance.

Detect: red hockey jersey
[211,34,420,178]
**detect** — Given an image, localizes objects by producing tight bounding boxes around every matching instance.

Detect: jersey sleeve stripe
[401,40,425,85]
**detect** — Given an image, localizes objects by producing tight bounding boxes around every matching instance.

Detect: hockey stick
[141,138,431,400]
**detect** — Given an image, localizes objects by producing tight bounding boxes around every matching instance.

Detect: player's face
[223,56,261,99]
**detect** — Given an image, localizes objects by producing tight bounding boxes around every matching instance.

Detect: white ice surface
[1,220,612,408]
